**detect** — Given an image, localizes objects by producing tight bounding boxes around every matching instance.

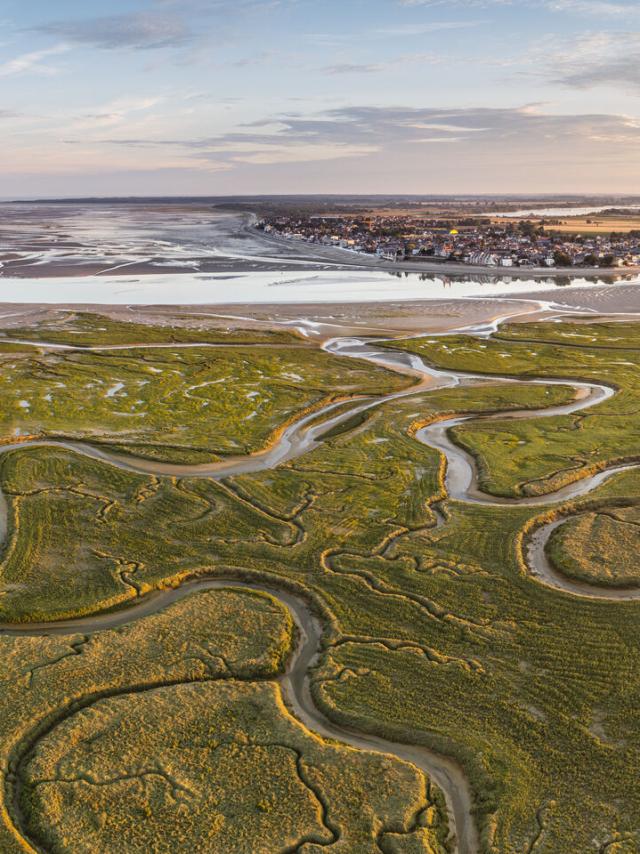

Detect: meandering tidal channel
[1,308,639,854]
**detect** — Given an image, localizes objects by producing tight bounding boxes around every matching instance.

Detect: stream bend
[2,576,478,854]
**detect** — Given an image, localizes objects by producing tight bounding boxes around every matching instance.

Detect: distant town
[256,211,640,269]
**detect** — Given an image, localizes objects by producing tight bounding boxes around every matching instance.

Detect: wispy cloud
[229,143,379,165]
[70,103,640,169]
[411,136,465,142]
[399,0,511,7]
[322,52,443,75]
[373,20,484,36]
[322,63,386,75]
[540,31,640,91]
[408,122,487,132]
[32,12,193,50]
[74,96,165,129]
[0,45,68,78]
[31,2,296,53]
[400,0,637,9]
[546,0,640,15]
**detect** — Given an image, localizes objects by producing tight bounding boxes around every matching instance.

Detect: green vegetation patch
[0,336,407,462]
[0,446,309,621]
[0,311,303,347]
[386,322,640,497]
[495,320,640,350]
[0,584,447,854]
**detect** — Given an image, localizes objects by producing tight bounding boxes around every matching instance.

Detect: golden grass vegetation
[0,444,314,621]
[0,335,407,465]
[22,681,445,854]
[4,316,640,852]
[546,505,640,588]
[1,587,447,854]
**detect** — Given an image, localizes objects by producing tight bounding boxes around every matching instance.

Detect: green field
[0,317,407,464]
[387,322,640,498]
[0,311,303,347]
[2,311,640,853]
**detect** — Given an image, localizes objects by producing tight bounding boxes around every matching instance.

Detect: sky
[1,0,640,196]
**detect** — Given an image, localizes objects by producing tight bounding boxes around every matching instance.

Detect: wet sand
[0,295,587,340]
[515,282,640,316]
[0,279,638,344]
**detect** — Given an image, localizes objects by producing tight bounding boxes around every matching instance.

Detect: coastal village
[257,213,640,269]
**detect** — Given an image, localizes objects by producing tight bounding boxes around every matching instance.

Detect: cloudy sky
[1,0,639,196]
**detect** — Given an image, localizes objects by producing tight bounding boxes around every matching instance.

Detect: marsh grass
[0,336,407,463]
[1,317,640,851]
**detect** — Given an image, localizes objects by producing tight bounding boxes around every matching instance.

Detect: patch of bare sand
[0,298,541,337]
[0,286,638,342]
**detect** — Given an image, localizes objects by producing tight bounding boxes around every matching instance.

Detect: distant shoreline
[1,202,637,283]
[256,228,640,280]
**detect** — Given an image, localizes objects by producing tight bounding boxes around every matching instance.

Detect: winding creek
[2,578,477,854]
[2,308,640,854]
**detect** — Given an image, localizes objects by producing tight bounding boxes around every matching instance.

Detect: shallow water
[489,204,640,218]
[0,268,637,305]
